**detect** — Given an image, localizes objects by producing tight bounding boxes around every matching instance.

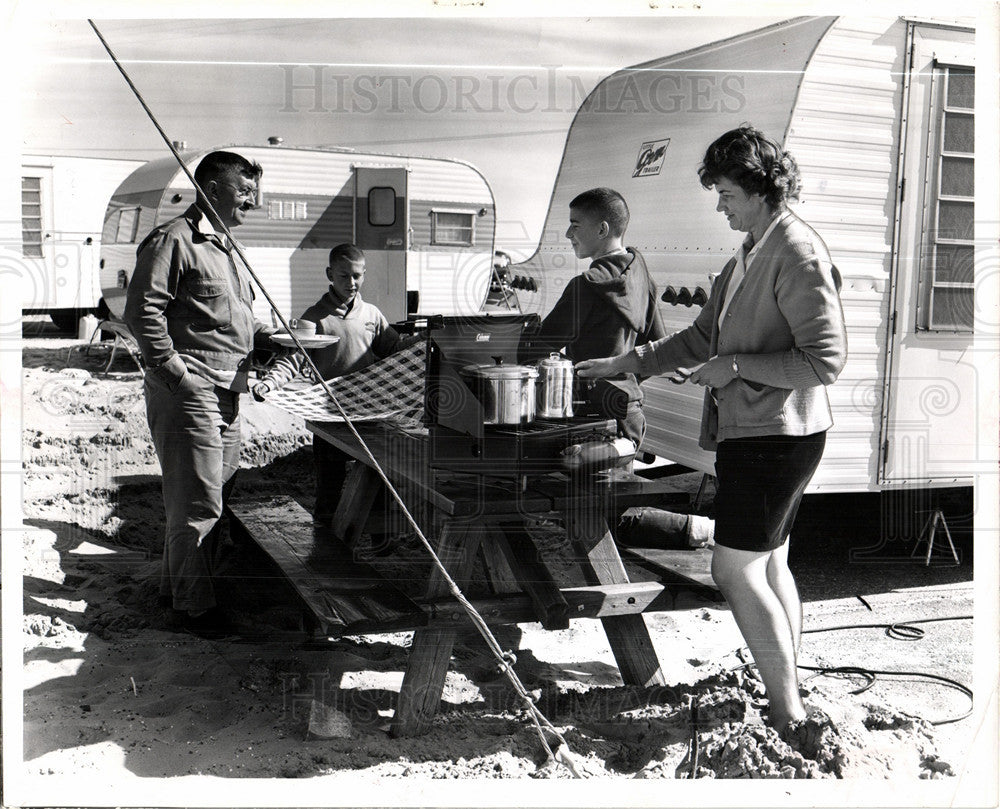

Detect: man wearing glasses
[125,150,278,638]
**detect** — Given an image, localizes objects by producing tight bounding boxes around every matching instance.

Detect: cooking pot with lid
[459,356,538,425]
[536,353,575,419]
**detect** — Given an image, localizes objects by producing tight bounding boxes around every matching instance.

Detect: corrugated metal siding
[109,154,190,198]
[158,190,356,249]
[180,194,355,248]
[407,249,493,315]
[247,248,326,322]
[232,146,491,203]
[407,158,493,204]
[240,148,356,195]
[784,16,906,490]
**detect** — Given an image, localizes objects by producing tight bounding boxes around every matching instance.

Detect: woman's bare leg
[712,542,806,728]
[766,539,803,655]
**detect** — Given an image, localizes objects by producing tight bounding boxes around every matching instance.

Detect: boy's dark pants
[313,435,351,522]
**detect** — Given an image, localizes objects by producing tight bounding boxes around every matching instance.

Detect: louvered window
[917,64,974,332]
[21,177,43,258]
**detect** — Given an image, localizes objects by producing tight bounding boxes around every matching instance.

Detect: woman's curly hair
[698,125,800,209]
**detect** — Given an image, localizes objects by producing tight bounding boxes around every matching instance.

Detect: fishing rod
[87,19,581,774]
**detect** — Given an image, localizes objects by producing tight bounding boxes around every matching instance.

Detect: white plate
[270,333,341,348]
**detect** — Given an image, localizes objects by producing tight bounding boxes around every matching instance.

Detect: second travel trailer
[100,144,497,326]
[19,154,145,329]
[509,15,980,493]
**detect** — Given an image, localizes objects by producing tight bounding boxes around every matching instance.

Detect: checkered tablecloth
[264,340,426,424]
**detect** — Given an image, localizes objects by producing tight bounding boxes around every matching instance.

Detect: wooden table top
[307,420,689,518]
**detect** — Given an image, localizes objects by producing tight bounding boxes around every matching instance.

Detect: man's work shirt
[124,204,272,392]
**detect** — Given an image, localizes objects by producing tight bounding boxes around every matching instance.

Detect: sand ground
[8,324,994,805]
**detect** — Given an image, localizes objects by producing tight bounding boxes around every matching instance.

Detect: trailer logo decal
[633,139,670,178]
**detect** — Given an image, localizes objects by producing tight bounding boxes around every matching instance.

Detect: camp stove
[414,313,618,475]
[428,416,618,475]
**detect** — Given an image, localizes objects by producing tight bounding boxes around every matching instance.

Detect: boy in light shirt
[253,243,400,523]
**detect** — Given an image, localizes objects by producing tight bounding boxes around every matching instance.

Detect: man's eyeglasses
[221,182,258,201]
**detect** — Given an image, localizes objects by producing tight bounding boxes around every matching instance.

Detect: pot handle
[491,355,504,366]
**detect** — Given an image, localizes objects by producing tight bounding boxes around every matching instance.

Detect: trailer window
[917,64,974,333]
[21,176,43,258]
[115,208,142,244]
[431,210,475,246]
[367,187,396,226]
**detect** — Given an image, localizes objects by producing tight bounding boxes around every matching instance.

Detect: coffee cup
[289,319,317,336]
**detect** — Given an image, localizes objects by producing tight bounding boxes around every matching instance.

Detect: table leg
[478,526,520,594]
[564,509,666,687]
[492,524,569,630]
[391,522,484,737]
[469,526,525,671]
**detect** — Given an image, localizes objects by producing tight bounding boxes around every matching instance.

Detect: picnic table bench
[226,420,719,736]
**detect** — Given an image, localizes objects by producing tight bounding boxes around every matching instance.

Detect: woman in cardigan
[576,125,847,732]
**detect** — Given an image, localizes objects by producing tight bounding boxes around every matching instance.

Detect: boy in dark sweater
[253,243,400,522]
[519,189,712,548]
[519,187,665,448]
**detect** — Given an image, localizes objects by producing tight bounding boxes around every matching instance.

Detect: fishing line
[89,19,579,774]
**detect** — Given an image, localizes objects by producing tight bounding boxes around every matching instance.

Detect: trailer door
[354,166,408,323]
[880,24,978,486]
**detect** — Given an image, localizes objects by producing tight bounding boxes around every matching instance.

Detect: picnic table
[227,420,718,737]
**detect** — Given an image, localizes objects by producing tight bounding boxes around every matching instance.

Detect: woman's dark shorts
[713,431,826,552]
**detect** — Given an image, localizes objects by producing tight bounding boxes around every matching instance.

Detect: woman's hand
[688,355,738,388]
[575,356,623,379]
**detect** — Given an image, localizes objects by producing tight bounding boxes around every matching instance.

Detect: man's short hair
[194,150,262,187]
[569,188,630,238]
[328,243,365,267]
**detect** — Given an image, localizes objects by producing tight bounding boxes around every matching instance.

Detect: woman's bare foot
[779,709,848,776]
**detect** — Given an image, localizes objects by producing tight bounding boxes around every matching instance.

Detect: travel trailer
[19,154,145,329]
[510,16,979,493]
[99,144,496,325]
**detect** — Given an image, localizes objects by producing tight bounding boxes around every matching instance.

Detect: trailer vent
[267,199,308,220]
